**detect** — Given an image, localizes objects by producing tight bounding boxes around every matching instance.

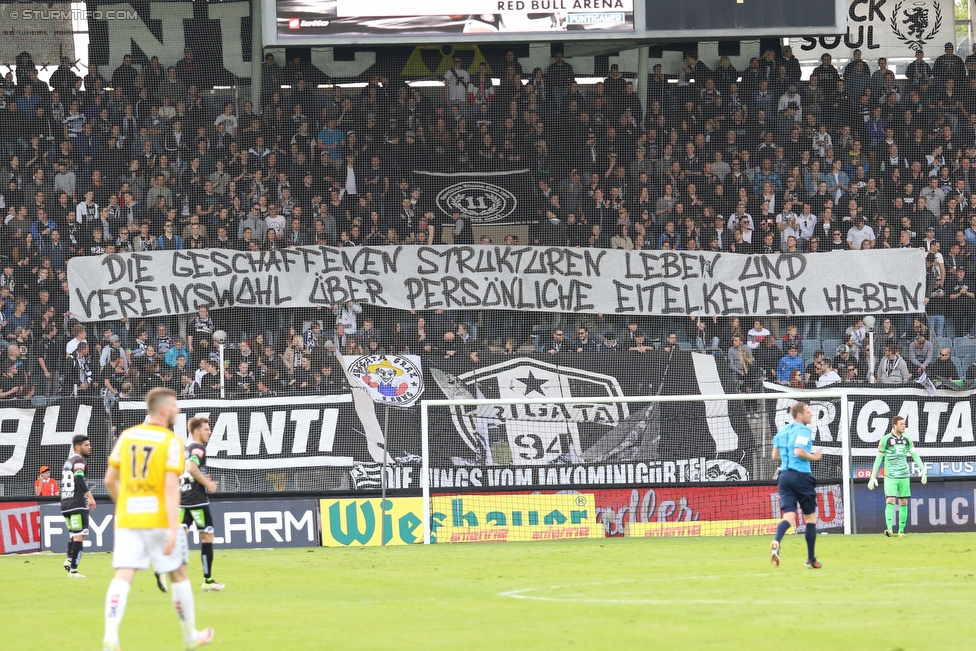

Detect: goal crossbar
[419,391,853,543]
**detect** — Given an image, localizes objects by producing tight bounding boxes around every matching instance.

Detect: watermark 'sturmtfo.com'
[6,9,139,20]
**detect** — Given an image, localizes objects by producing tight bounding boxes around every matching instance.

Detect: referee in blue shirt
[770,401,823,569]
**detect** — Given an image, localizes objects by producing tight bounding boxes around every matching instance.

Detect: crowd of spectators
[2,43,976,418]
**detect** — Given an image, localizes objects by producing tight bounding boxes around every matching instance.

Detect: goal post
[420,391,852,544]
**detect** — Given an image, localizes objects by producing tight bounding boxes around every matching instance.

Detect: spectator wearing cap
[600,331,620,352]
[777,84,802,119]
[934,42,966,84]
[833,344,864,380]
[775,344,805,384]
[907,49,933,85]
[0,359,28,399]
[34,465,60,496]
[99,334,128,369]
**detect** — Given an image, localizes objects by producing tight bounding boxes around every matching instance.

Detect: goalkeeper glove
[867,476,878,490]
[921,473,927,485]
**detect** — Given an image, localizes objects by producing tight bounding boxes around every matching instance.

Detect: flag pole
[380,404,390,546]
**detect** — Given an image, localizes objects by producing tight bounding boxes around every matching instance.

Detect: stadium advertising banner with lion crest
[795,0,954,61]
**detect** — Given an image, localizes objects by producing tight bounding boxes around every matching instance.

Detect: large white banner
[764,383,976,460]
[793,0,954,62]
[67,246,925,320]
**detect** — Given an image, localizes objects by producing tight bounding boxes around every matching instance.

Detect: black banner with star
[421,350,759,489]
[1,352,761,497]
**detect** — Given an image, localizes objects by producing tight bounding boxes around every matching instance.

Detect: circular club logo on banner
[436,181,518,223]
[705,459,750,481]
[347,354,425,407]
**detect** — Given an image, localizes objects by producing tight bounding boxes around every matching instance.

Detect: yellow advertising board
[321,497,424,547]
[430,493,604,543]
[322,493,605,546]
[625,519,783,538]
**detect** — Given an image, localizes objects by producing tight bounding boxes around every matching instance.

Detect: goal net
[420,390,852,543]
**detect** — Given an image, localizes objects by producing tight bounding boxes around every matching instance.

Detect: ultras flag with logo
[421,350,757,489]
[411,169,538,225]
[1,352,766,495]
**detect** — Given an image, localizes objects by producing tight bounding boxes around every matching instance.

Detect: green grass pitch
[4,533,975,650]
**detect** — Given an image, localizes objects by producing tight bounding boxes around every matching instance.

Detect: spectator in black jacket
[929,347,960,379]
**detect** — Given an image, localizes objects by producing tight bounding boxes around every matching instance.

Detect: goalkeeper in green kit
[867,416,927,537]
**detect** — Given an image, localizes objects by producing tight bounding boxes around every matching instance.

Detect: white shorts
[112,527,189,574]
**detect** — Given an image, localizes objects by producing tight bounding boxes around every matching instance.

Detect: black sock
[70,540,83,570]
[66,538,72,560]
[804,523,817,561]
[774,520,790,544]
[202,542,214,580]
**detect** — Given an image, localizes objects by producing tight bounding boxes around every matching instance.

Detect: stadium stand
[1,36,975,433]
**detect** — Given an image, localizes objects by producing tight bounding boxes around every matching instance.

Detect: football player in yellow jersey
[102,388,214,651]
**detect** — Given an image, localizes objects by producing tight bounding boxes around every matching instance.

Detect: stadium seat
[952,336,975,350]
[801,339,821,354]
[677,342,692,351]
[935,337,953,351]
[953,342,976,359]
[823,339,843,355]
[951,357,966,380]
[530,334,540,352]
[957,355,975,379]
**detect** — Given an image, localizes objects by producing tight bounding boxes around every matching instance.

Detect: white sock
[171,579,198,644]
[103,577,131,645]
